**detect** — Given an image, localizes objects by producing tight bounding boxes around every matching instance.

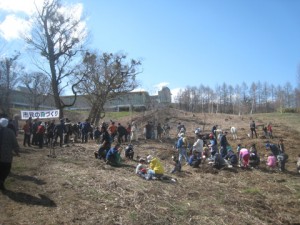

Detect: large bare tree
[25,0,87,118]
[0,54,20,116]
[74,52,141,125]
[20,72,51,109]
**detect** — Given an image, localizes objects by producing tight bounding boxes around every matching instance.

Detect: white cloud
[0,0,86,41]
[131,88,146,92]
[0,14,31,41]
[0,0,44,15]
[170,87,183,102]
[154,82,169,92]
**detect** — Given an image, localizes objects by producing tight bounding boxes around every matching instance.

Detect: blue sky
[0,0,300,96]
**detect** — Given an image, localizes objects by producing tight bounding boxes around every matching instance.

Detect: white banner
[21,110,60,120]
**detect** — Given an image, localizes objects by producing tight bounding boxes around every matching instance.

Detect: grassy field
[1,109,300,225]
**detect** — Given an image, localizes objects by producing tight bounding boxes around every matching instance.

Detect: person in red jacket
[36,122,46,149]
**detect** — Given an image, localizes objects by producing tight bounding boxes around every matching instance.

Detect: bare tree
[296,67,300,108]
[283,82,293,108]
[249,82,257,114]
[20,72,51,109]
[25,0,87,118]
[0,54,20,116]
[261,82,270,112]
[74,52,141,125]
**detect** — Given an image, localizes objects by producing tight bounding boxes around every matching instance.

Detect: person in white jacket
[192,133,204,158]
[130,121,138,142]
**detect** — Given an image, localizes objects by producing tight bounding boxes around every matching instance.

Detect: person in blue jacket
[188,150,201,168]
[106,143,122,166]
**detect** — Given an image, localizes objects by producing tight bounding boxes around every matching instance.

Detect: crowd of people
[169,121,292,173]
[1,113,300,190]
[17,117,300,176]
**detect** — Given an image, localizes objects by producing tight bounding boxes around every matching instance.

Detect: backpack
[177,137,183,148]
[183,137,189,148]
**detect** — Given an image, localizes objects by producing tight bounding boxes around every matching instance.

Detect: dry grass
[1,109,300,225]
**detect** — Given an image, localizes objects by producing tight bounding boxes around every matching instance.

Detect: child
[125,144,134,159]
[135,158,147,178]
[239,148,250,168]
[146,155,164,180]
[266,153,276,169]
[171,155,181,173]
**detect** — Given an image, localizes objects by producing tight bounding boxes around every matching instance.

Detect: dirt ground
[1,108,300,225]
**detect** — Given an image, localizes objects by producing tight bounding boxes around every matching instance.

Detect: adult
[117,123,127,143]
[250,120,258,138]
[265,141,280,157]
[46,120,55,146]
[208,133,218,158]
[145,122,152,139]
[105,144,122,166]
[36,122,46,149]
[176,133,189,164]
[31,118,39,145]
[146,155,164,180]
[108,121,117,141]
[163,123,170,138]
[277,152,288,172]
[93,127,101,144]
[53,119,66,147]
[80,119,91,143]
[224,149,238,167]
[0,118,20,191]
[97,126,112,160]
[188,150,201,168]
[156,123,163,140]
[22,119,31,147]
[130,121,138,142]
[278,139,285,153]
[277,139,288,172]
[192,133,203,157]
[64,118,72,144]
[249,144,260,167]
[267,123,273,139]
[220,131,228,158]
[211,125,218,138]
[126,123,131,142]
[212,153,227,169]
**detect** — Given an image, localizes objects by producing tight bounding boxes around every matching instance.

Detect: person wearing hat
[0,118,20,191]
[145,155,164,180]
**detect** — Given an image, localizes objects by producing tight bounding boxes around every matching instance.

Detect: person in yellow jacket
[146,155,164,180]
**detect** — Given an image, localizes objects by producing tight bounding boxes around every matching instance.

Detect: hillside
[1,108,300,225]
